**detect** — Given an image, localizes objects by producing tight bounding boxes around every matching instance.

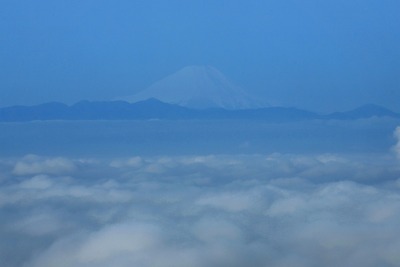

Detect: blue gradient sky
[1,0,399,111]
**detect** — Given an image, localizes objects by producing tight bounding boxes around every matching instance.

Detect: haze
[1,0,400,111]
[1,2,400,267]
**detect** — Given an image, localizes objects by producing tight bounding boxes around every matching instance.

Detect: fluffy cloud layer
[393,126,400,159]
[12,155,76,176]
[1,153,400,267]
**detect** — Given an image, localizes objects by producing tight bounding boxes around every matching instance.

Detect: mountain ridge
[0,99,398,122]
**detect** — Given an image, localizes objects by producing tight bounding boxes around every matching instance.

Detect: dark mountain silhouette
[0,100,398,122]
[0,102,69,121]
[325,104,400,120]
[0,99,195,121]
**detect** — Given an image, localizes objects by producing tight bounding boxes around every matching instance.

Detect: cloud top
[13,155,76,176]
[393,126,400,159]
[1,153,400,267]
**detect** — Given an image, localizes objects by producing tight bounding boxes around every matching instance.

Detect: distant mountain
[0,102,69,121]
[325,104,400,120]
[121,65,268,109]
[0,100,398,122]
[0,99,194,121]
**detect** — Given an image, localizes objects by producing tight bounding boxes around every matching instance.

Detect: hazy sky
[1,0,399,111]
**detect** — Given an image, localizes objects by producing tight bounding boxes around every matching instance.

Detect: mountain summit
[123,65,267,109]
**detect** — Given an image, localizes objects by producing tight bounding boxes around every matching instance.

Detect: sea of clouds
[1,130,400,267]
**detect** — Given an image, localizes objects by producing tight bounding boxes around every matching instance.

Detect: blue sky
[1,0,399,111]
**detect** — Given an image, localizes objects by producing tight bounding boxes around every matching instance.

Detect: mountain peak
[122,65,268,109]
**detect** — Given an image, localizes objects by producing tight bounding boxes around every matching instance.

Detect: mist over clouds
[1,1,399,265]
[393,126,400,159]
[1,152,400,267]
[12,155,76,176]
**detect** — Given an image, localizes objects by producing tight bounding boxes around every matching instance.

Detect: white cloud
[13,155,76,175]
[19,175,53,190]
[196,190,261,212]
[1,153,400,267]
[78,222,162,262]
[393,126,400,159]
[12,212,67,236]
[110,156,143,168]
[192,218,244,244]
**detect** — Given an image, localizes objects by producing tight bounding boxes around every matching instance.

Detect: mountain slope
[122,65,267,109]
